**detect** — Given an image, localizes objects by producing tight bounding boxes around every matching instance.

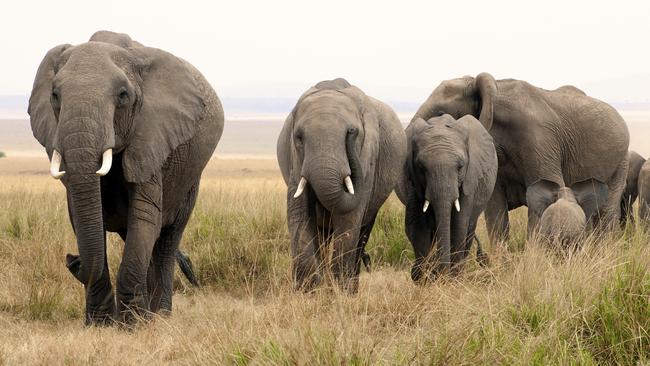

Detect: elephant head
[287,78,378,214]
[403,114,496,273]
[539,187,587,246]
[28,31,204,288]
[412,73,497,130]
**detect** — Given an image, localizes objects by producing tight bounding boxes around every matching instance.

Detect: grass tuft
[0,159,648,364]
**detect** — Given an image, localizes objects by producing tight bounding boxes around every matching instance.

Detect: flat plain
[0,113,648,364]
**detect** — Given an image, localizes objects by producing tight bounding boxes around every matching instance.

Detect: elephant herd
[27,31,647,326]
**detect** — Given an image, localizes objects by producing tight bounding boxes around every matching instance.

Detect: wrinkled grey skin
[413,73,629,241]
[539,187,587,246]
[638,160,650,222]
[28,31,223,325]
[396,115,497,281]
[620,151,646,225]
[277,78,406,293]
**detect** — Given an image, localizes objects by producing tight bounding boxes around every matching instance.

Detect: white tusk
[454,198,461,212]
[293,177,307,198]
[344,176,355,195]
[423,200,429,213]
[50,150,65,179]
[96,149,113,176]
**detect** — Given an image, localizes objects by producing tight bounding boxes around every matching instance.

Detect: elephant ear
[458,115,497,198]
[339,85,380,182]
[28,44,72,156]
[122,47,205,183]
[473,72,497,130]
[400,117,430,195]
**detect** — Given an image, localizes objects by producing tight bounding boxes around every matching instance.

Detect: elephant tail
[473,236,489,267]
[176,250,200,287]
[361,250,372,272]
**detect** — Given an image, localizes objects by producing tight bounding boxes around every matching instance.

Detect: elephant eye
[117,87,130,106]
[51,89,60,109]
[294,130,304,145]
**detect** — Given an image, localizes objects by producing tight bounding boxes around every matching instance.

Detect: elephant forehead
[63,42,130,64]
[296,95,360,123]
[415,124,462,144]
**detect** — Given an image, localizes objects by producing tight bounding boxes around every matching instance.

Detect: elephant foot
[294,272,322,293]
[85,290,116,327]
[335,274,359,295]
[85,311,115,327]
[116,291,152,325]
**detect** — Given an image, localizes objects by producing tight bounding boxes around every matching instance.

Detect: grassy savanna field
[0,157,648,365]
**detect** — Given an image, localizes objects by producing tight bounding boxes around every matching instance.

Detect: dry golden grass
[0,157,648,365]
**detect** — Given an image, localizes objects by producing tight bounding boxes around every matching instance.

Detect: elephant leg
[572,179,609,229]
[331,212,363,294]
[450,198,473,274]
[288,191,321,292]
[602,156,629,228]
[357,213,378,272]
[116,177,162,323]
[405,193,434,283]
[147,183,199,314]
[146,226,183,314]
[485,184,510,243]
[525,180,559,237]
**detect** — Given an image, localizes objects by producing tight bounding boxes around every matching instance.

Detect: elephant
[538,187,587,246]
[620,151,646,225]
[638,160,650,222]
[396,114,497,281]
[412,73,630,241]
[28,31,224,325]
[277,78,406,293]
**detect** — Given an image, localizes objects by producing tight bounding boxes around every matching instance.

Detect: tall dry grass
[0,159,648,365]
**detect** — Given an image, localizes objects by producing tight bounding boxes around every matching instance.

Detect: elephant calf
[397,115,497,282]
[620,151,646,225]
[277,78,406,294]
[28,31,223,325]
[538,187,587,246]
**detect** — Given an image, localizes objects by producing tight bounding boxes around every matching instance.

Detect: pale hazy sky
[2,0,650,102]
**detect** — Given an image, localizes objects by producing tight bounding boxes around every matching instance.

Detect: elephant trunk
[412,97,437,123]
[427,173,459,274]
[305,130,362,214]
[58,106,112,287]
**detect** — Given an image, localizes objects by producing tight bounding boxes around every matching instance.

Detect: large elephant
[277,78,406,293]
[638,160,650,221]
[620,151,646,225]
[397,115,497,281]
[538,187,587,246]
[413,73,629,241]
[28,31,224,325]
